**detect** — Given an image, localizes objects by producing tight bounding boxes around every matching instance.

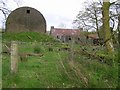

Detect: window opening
[27,10,30,14]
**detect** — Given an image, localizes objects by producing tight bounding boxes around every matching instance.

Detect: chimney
[50,26,54,35]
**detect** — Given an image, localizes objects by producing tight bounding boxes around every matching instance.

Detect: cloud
[0,0,86,30]
[21,0,86,30]
[44,13,74,30]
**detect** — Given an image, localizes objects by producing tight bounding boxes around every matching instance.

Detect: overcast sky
[0,0,90,31]
[0,0,117,31]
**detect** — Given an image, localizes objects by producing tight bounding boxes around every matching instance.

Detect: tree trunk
[102,0,114,53]
[118,15,120,44]
[0,33,2,89]
[118,15,120,68]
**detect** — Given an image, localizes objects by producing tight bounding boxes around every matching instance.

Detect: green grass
[74,49,118,88]
[2,42,80,88]
[2,41,118,88]
[2,32,55,42]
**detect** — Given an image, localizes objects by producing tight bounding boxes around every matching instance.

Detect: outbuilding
[6,7,46,33]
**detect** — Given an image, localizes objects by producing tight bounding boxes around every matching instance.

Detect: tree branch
[110,1,116,6]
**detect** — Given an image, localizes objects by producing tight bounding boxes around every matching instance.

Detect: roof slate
[51,28,80,36]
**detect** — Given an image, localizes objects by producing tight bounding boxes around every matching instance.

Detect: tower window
[27,10,30,14]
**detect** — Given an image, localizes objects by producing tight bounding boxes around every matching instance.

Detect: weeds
[2,41,118,88]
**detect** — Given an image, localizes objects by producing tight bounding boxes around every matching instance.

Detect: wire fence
[2,39,118,88]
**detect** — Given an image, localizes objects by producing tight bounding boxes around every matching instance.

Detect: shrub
[34,45,42,54]
[48,47,53,51]
[2,32,55,42]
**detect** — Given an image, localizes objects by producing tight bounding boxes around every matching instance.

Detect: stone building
[50,26,81,42]
[6,7,46,33]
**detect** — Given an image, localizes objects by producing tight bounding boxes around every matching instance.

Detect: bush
[34,46,42,54]
[2,32,55,42]
[48,47,53,51]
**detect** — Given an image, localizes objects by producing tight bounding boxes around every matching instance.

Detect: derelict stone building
[6,7,46,33]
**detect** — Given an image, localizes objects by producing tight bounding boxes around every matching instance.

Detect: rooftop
[51,28,81,36]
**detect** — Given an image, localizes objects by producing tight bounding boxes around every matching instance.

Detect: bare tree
[0,0,11,30]
[0,0,11,20]
[115,1,120,44]
[73,1,102,38]
[0,0,23,30]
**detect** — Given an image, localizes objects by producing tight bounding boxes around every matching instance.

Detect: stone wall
[6,7,46,33]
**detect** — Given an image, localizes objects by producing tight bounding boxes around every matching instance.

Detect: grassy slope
[2,42,118,88]
[2,32,55,42]
[2,32,118,88]
[2,42,83,88]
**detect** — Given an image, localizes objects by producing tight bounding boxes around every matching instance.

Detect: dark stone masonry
[6,7,46,33]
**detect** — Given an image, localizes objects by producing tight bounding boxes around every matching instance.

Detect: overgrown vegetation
[2,32,55,42]
[33,43,42,54]
[2,41,118,88]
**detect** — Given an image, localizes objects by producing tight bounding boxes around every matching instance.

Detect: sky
[0,0,90,31]
[0,0,118,31]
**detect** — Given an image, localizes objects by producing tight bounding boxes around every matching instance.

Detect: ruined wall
[6,7,46,33]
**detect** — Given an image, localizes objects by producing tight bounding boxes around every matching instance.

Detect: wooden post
[70,36,74,61]
[11,41,18,74]
[0,33,2,89]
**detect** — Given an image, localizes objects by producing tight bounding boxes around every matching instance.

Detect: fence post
[11,41,18,74]
[0,32,2,89]
[70,36,75,61]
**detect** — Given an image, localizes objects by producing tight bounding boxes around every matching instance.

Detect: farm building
[86,34,104,45]
[50,26,82,42]
[6,7,46,33]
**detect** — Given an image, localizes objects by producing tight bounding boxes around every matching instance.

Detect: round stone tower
[6,7,46,33]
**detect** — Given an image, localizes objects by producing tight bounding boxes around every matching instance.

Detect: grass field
[2,41,118,88]
[2,32,55,42]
